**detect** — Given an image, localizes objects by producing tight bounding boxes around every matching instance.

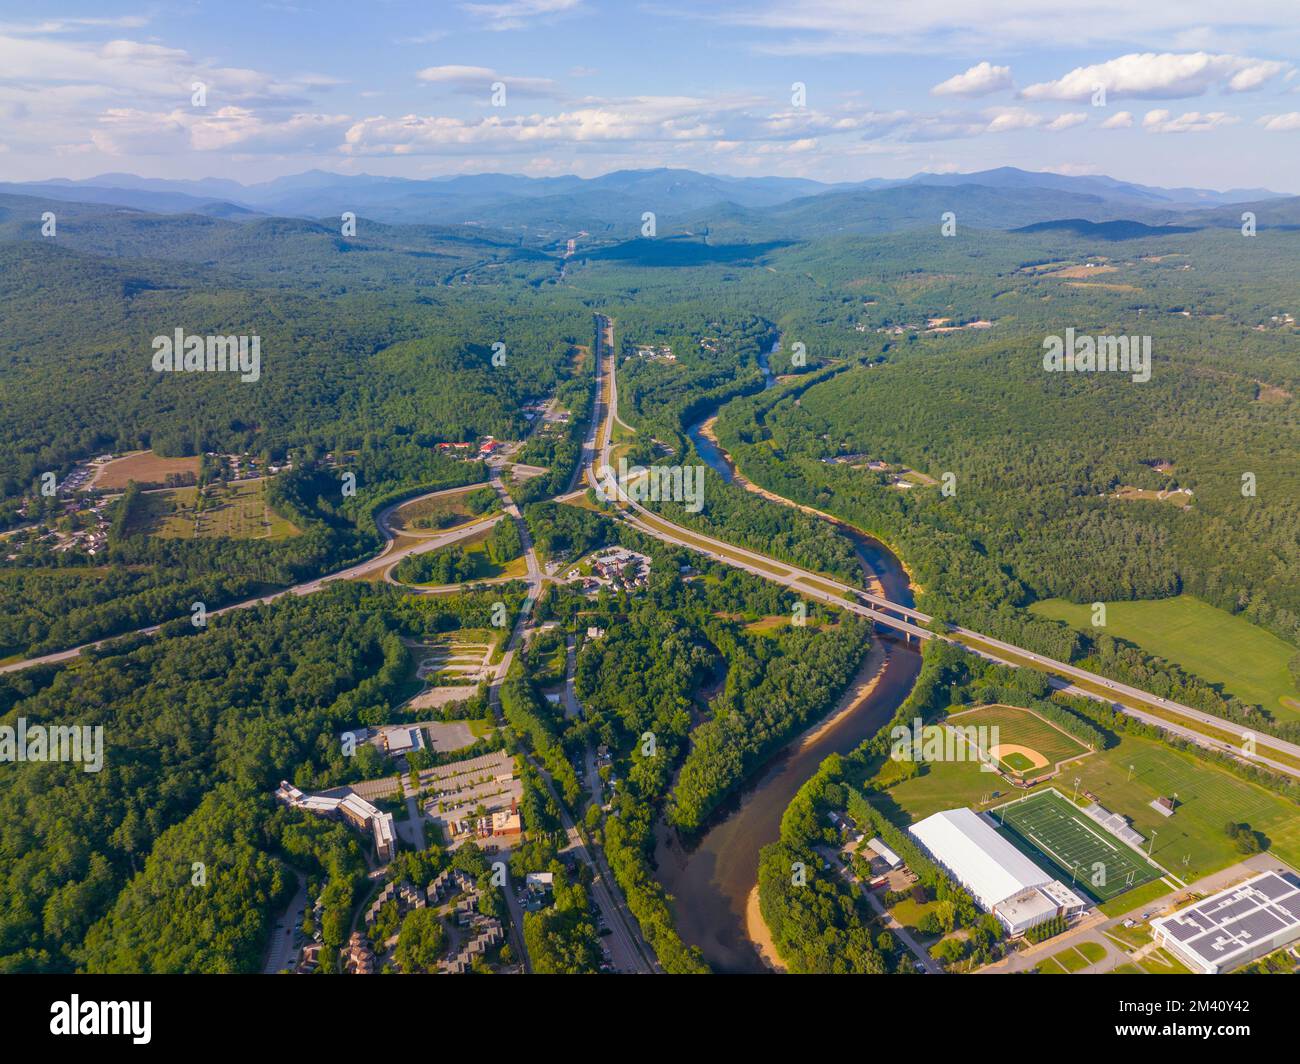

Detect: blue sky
[1,1,1298,190]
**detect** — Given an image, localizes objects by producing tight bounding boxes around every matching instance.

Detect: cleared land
[134,479,299,540]
[994,789,1163,902]
[93,450,201,489]
[1029,594,1300,721]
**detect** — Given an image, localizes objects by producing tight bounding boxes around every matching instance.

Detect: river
[654,340,922,973]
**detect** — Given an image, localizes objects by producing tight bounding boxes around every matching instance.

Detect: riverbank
[745,886,785,972]
[654,631,920,972]
[695,414,907,598]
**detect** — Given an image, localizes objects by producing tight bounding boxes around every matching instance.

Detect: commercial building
[1151,871,1300,974]
[909,807,1088,935]
[275,780,397,863]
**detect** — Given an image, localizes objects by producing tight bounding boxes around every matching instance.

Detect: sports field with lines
[994,789,1164,902]
[946,704,1091,777]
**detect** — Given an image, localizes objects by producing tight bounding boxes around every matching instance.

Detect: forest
[0,581,522,972]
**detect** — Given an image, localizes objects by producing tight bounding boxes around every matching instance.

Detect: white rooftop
[909,807,1053,909]
[867,837,902,869]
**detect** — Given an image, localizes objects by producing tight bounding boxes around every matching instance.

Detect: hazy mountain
[3,167,1291,245]
[890,167,1285,208]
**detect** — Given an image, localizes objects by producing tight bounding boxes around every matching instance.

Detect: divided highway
[582,323,1300,781]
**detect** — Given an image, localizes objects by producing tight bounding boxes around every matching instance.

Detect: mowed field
[946,704,1092,776]
[1030,595,1300,722]
[93,450,201,489]
[994,789,1162,901]
[140,480,299,540]
[877,729,1300,884]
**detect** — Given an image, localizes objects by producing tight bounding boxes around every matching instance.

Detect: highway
[0,482,501,675]
[581,321,1300,781]
[483,383,658,974]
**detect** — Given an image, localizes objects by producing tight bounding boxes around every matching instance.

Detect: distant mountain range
[1,166,1296,245]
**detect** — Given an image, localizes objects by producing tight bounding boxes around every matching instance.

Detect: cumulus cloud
[1142,109,1240,133]
[1258,112,1300,131]
[1045,112,1088,132]
[93,106,351,155]
[0,31,336,105]
[1101,110,1135,128]
[931,62,1013,97]
[1021,52,1289,101]
[342,97,734,156]
[983,107,1044,133]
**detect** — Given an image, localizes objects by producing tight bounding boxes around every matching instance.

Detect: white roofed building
[909,807,1087,935]
[867,837,903,870]
[1151,872,1300,974]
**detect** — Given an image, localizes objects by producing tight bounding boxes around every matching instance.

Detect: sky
[1,1,1298,191]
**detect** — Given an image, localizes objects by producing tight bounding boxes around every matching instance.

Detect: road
[581,320,1300,780]
[0,483,498,675]
[820,846,939,974]
[477,355,657,973]
[262,872,308,974]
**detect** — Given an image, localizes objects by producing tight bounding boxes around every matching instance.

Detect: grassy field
[390,487,495,534]
[1039,940,1108,973]
[994,789,1163,901]
[137,479,299,540]
[402,528,529,585]
[877,729,1300,885]
[93,450,201,489]
[947,704,1092,777]
[1030,594,1300,722]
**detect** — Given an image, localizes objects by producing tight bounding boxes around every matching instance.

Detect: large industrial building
[1151,871,1300,974]
[909,807,1088,935]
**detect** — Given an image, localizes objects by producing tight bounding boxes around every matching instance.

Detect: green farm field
[1030,595,1300,722]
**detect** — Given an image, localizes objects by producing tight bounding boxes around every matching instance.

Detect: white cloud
[1142,108,1240,133]
[1101,110,1135,128]
[399,30,448,45]
[983,107,1043,133]
[931,62,1013,97]
[417,65,560,98]
[459,0,583,32]
[342,97,735,155]
[0,16,149,34]
[1021,52,1289,101]
[693,3,1300,58]
[93,107,351,155]
[1045,112,1088,132]
[1258,112,1300,131]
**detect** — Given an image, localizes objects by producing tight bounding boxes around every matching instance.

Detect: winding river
[656,340,922,973]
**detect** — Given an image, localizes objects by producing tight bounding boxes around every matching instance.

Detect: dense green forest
[701,228,1300,733]
[3,184,1296,976]
[0,582,523,972]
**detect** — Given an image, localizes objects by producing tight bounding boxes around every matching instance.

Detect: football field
[994,790,1164,902]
